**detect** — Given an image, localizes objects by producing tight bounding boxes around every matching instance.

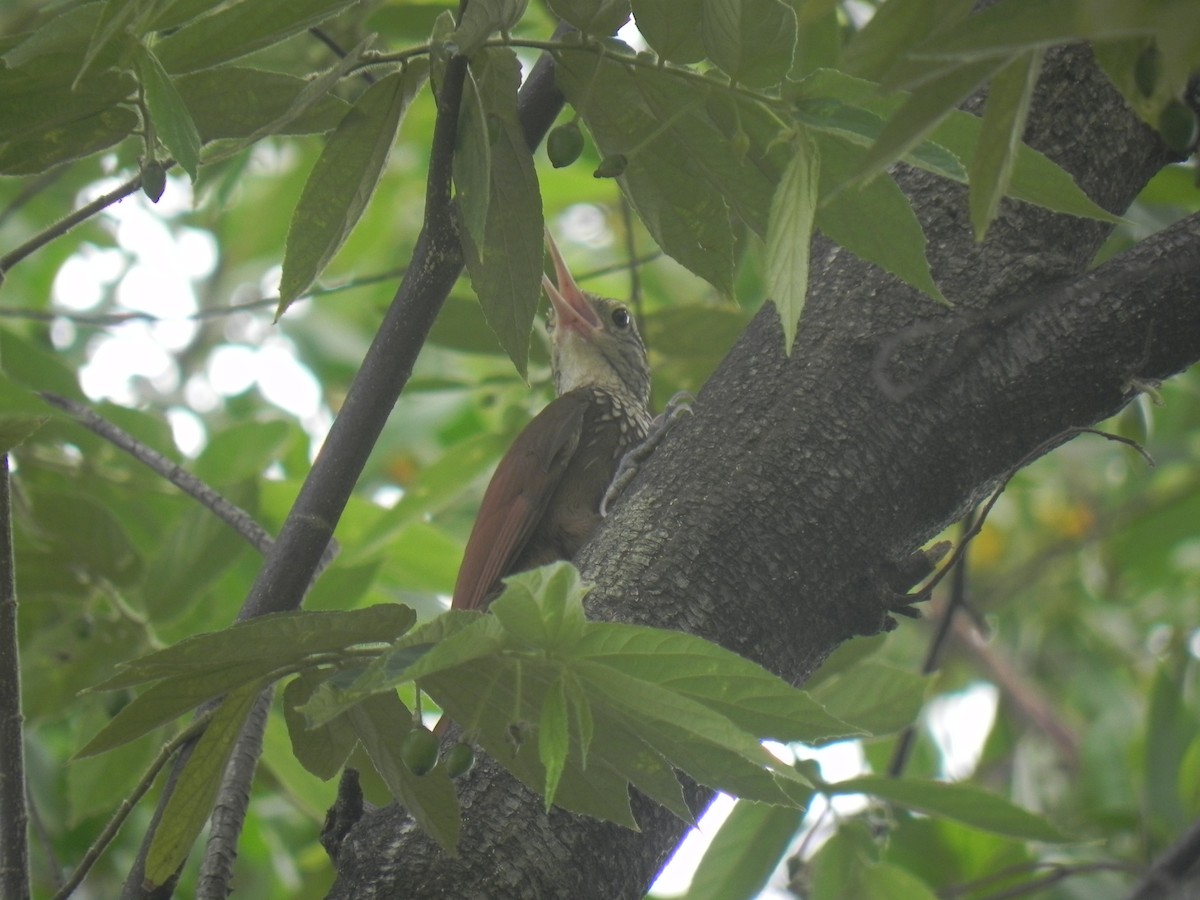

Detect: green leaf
[576,620,858,744]
[97,605,416,691]
[155,0,362,74]
[539,676,569,809]
[175,67,351,143]
[133,42,202,180]
[929,105,1119,223]
[283,672,358,780]
[140,497,253,623]
[145,685,260,887]
[969,49,1043,241]
[554,48,736,295]
[765,132,819,354]
[808,663,927,737]
[855,57,1005,185]
[490,561,587,650]
[193,419,294,484]
[546,0,631,35]
[148,0,230,32]
[76,0,147,87]
[683,800,807,900]
[460,48,543,380]
[0,416,48,453]
[1145,658,1196,832]
[632,0,705,63]
[0,65,136,144]
[453,67,491,262]
[701,0,797,87]
[347,691,461,853]
[451,0,529,56]
[2,3,104,70]
[278,62,430,315]
[0,106,139,175]
[841,0,974,82]
[828,776,1068,842]
[813,133,944,304]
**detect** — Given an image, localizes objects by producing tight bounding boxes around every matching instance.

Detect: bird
[449,233,653,613]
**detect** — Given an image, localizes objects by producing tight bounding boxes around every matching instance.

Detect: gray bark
[328,44,1199,899]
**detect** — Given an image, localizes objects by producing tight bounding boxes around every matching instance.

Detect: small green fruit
[400,726,439,776]
[593,153,627,179]
[1134,44,1161,98]
[141,162,166,203]
[1158,100,1198,154]
[547,122,584,168]
[444,742,476,779]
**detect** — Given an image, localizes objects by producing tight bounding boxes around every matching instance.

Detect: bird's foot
[600,391,694,516]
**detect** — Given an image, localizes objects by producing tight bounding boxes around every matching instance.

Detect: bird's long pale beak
[542,230,601,332]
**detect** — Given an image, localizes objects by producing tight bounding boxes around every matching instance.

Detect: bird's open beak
[542,230,601,333]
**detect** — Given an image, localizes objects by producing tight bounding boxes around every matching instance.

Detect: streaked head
[542,234,650,407]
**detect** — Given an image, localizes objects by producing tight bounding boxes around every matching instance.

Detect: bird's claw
[600,391,694,516]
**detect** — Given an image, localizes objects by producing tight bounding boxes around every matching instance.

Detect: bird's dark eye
[611,307,631,329]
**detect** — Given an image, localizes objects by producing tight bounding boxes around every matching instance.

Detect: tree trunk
[327,44,1200,898]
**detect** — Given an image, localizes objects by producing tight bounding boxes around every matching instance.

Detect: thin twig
[888,509,976,777]
[940,859,1140,900]
[0,171,150,279]
[51,711,216,900]
[39,393,274,557]
[0,456,30,900]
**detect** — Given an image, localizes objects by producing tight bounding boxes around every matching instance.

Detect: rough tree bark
[327,43,1200,899]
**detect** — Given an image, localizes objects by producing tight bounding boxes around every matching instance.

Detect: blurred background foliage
[1,0,1199,897]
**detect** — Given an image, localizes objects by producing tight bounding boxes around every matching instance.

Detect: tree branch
[119,35,567,898]
[327,42,1196,898]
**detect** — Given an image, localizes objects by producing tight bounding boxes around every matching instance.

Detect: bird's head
[542,234,650,408]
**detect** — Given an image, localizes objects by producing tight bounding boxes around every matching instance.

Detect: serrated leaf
[766,133,819,354]
[452,0,529,56]
[855,57,1006,184]
[701,0,797,87]
[134,42,202,180]
[813,133,944,304]
[144,685,260,887]
[348,690,461,853]
[283,672,358,780]
[929,99,1119,224]
[155,0,361,74]
[278,62,429,315]
[828,776,1068,842]
[969,49,1043,240]
[683,800,807,900]
[547,0,631,35]
[460,48,542,379]
[539,676,569,809]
